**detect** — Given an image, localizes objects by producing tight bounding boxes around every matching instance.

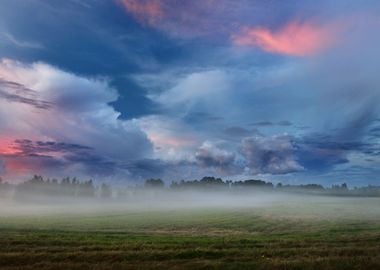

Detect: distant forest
[1,175,380,200]
[0,175,380,199]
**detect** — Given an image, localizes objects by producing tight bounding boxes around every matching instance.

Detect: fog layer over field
[1,190,380,223]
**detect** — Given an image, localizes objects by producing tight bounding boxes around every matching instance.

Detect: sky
[0,0,380,186]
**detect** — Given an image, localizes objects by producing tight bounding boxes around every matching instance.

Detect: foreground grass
[0,196,380,269]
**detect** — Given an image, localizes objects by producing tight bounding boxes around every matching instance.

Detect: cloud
[130,14,380,183]
[1,0,380,185]
[136,115,199,162]
[0,59,153,180]
[150,69,256,123]
[117,0,163,25]
[117,0,215,37]
[232,21,340,56]
[195,141,240,175]
[0,139,84,176]
[240,135,304,175]
[122,158,185,180]
[0,159,5,175]
[0,79,52,109]
[251,121,293,128]
[10,139,92,156]
[183,112,224,124]
[294,134,366,171]
[223,127,251,138]
[155,70,230,109]
[251,121,274,127]
[0,32,44,49]
[277,121,293,126]
[116,0,265,39]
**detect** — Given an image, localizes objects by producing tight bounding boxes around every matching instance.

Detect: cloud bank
[0,59,152,180]
[232,21,339,56]
[1,1,380,185]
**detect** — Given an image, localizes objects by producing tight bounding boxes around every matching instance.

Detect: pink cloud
[118,0,164,24]
[232,21,339,56]
[149,133,195,148]
[0,137,20,156]
[116,0,242,38]
[0,138,35,177]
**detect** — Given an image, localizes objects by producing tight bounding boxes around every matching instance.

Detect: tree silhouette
[144,178,165,189]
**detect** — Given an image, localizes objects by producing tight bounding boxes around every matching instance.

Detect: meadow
[0,194,380,270]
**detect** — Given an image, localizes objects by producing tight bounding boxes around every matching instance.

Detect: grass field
[1,195,380,269]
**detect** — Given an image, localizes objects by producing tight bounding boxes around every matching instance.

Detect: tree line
[1,175,380,199]
[0,175,111,200]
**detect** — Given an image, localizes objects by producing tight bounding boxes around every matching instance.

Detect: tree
[233,179,273,189]
[78,180,95,197]
[144,178,164,189]
[100,183,112,198]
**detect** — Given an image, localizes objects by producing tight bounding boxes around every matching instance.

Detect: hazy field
[1,194,380,269]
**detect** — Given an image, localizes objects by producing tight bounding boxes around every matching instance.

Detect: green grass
[1,197,380,269]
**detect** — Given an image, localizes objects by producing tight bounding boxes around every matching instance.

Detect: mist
[1,176,380,223]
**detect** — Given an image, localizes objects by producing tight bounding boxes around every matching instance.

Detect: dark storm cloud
[122,159,200,180]
[0,79,52,109]
[123,159,170,178]
[13,140,92,156]
[3,139,118,177]
[293,133,377,171]
[10,139,188,179]
[195,142,241,175]
[64,152,118,177]
[0,79,34,94]
[192,134,352,177]
[240,136,303,175]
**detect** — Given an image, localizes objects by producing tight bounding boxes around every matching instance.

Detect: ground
[0,195,380,269]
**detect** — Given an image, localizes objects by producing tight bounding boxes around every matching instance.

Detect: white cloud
[0,59,153,179]
[154,70,231,115]
[0,32,44,49]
